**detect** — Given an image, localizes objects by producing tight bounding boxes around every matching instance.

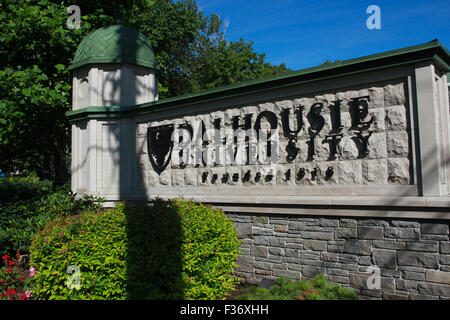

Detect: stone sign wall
[137,79,412,190]
[68,36,450,299]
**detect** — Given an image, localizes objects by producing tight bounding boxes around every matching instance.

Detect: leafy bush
[150,199,241,300]
[30,204,127,299]
[236,275,358,300]
[0,176,103,255]
[29,199,241,300]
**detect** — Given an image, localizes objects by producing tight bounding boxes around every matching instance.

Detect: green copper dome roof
[69,25,158,70]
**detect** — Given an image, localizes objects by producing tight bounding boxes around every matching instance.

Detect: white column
[87,119,97,194]
[414,63,449,196]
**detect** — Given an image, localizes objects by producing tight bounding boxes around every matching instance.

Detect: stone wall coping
[99,194,450,219]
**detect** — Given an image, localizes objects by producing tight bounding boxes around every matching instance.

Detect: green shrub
[174,198,241,299]
[29,204,127,299]
[236,275,358,300]
[0,176,103,255]
[29,199,241,300]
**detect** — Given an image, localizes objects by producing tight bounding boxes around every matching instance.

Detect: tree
[0,0,290,183]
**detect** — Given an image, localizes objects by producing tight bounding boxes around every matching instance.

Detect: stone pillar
[71,65,158,198]
[414,63,450,196]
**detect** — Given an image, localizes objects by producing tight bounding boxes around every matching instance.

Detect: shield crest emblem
[147,124,174,174]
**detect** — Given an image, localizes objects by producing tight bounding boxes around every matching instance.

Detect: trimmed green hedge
[29,199,242,300]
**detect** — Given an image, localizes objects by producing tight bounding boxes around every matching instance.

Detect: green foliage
[0,176,103,255]
[236,275,358,300]
[0,0,106,182]
[29,204,128,300]
[29,198,241,300]
[174,199,241,299]
[0,66,70,179]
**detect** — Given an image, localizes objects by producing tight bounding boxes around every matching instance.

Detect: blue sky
[196,0,450,71]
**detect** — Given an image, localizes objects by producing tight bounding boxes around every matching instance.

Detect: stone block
[422,234,448,241]
[251,245,268,258]
[372,249,397,269]
[380,268,401,278]
[418,282,450,297]
[236,263,254,273]
[401,270,425,281]
[273,269,301,279]
[362,158,388,184]
[358,226,383,239]
[373,240,406,250]
[409,294,439,300]
[274,225,288,233]
[339,254,358,265]
[406,241,439,252]
[159,169,171,185]
[184,168,198,186]
[349,273,394,292]
[235,224,253,239]
[391,220,421,228]
[301,266,326,278]
[301,231,333,241]
[358,256,372,265]
[384,82,406,106]
[288,221,306,231]
[327,268,349,276]
[320,252,340,262]
[425,270,450,285]
[384,227,420,240]
[368,87,385,108]
[337,136,359,160]
[360,290,382,299]
[387,158,410,185]
[254,268,272,276]
[343,239,372,255]
[251,216,269,224]
[338,160,362,184]
[382,293,409,300]
[285,248,299,257]
[396,279,418,292]
[268,247,284,257]
[318,218,339,227]
[441,242,450,254]
[268,237,285,247]
[386,131,409,157]
[422,223,449,235]
[397,252,439,268]
[327,275,349,285]
[366,133,387,159]
[253,236,269,245]
[252,226,273,236]
[334,228,357,239]
[357,219,389,227]
[340,218,357,228]
[384,105,407,131]
[303,240,327,251]
[441,255,450,265]
[287,263,303,272]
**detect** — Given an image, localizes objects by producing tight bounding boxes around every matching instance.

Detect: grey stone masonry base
[228,213,450,300]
